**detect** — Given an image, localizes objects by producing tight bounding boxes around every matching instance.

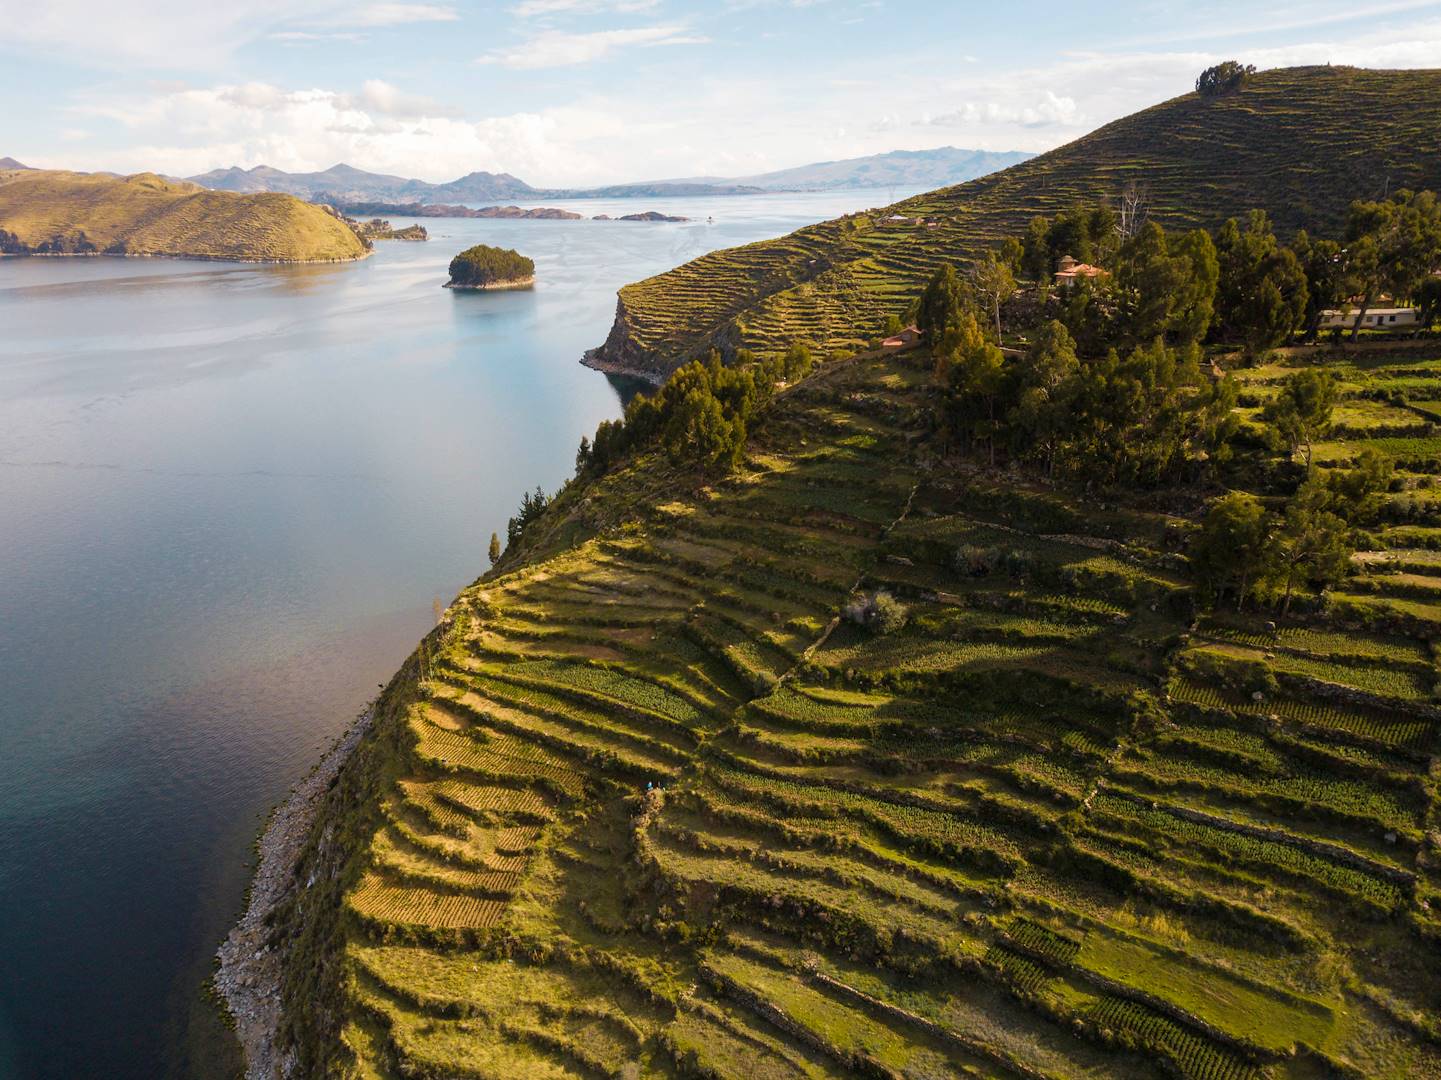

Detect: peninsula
[0,167,369,262]
[242,65,1441,1080]
[444,243,535,289]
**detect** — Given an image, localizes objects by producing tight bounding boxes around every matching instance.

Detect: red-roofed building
[1053,254,1108,289]
[882,325,924,350]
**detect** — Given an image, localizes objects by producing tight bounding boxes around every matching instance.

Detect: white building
[1319,307,1419,329]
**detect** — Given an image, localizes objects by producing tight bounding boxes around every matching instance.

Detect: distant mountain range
[181,147,1033,205]
[0,157,33,170]
[658,147,1036,193]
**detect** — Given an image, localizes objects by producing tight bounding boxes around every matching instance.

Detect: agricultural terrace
[274,334,1441,1078]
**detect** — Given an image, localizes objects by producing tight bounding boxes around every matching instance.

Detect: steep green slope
[0,168,369,262]
[268,335,1441,1079]
[587,66,1441,382]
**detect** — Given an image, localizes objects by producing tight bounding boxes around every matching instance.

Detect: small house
[1053,254,1108,289]
[1318,307,1419,329]
[882,325,924,350]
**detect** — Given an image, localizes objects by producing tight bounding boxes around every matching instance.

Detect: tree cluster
[1013,191,1441,358]
[505,486,551,548]
[576,344,815,477]
[447,244,535,287]
[1192,446,1390,613]
[922,218,1235,486]
[1196,61,1255,97]
[1018,205,1120,284]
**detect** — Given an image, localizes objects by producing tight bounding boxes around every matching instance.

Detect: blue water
[0,189,897,1079]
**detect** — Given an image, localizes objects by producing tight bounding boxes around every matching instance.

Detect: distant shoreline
[0,249,372,265]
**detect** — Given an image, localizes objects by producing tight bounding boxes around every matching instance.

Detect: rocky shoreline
[443,275,535,291]
[214,707,376,1080]
[579,344,667,386]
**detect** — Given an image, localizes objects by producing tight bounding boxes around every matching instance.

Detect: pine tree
[489,532,501,565]
[1262,369,1336,470]
[1192,492,1270,609]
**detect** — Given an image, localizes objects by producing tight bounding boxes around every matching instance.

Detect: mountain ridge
[183,146,1033,204]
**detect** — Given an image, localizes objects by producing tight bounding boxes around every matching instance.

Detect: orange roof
[1055,263,1107,280]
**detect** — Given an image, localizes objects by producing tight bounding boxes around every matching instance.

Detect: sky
[2,1,1441,186]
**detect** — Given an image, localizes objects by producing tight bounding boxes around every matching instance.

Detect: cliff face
[580,297,673,385]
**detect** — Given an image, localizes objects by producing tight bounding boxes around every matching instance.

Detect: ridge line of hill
[582,65,1441,384]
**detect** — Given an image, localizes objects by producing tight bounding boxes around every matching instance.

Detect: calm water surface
[0,189,899,1080]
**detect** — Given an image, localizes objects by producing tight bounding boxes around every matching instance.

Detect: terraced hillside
[0,168,369,262]
[271,337,1441,1079]
[586,66,1441,382]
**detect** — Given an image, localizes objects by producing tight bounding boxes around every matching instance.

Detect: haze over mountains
[184,147,1033,205]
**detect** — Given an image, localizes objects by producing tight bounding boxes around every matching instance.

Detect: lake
[0,188,904,1080]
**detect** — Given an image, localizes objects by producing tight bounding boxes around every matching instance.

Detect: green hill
[587,66,1441,383]
[247,64,1441,1080]
[269,340,1441,1080]
[0,168,369,262]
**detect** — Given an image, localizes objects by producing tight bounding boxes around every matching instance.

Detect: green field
[266,338,1441,1079]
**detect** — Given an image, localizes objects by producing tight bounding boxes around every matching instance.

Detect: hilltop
[0,168,369,262]
[587,66,1441,383]
[0,156,31,170]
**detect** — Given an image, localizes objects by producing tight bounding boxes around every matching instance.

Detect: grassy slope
[274,339,1441,1080]
[0,169,368,261]
[591,66,1441,379]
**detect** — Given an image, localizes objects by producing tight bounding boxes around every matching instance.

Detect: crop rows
[1089,996,1260,1080]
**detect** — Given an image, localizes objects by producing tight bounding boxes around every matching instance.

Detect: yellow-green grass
[272,349,1441,1080]
[0,168,368,261]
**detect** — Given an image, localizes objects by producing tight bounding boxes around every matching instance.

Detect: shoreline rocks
[214,708,376,1080]
[444,275,535,291]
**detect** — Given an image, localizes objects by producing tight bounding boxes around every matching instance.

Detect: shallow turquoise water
[0,190,893,1079]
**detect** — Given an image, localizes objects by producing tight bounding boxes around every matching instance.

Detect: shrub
[955,543,1000,576]
[843,591,909,635]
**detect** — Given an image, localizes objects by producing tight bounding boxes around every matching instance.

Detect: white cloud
[0,0,335,66]
[271,30,369,43]
[925,91,1080,130]
[351,79,458,119]
[478,25,707,68]
[62,80,651,184]
[510,0,660,15]
[0,0,454,67]
[351,3,458,26]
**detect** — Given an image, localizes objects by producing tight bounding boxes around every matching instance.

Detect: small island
[349,216,427,241]
[444,243,535,290]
